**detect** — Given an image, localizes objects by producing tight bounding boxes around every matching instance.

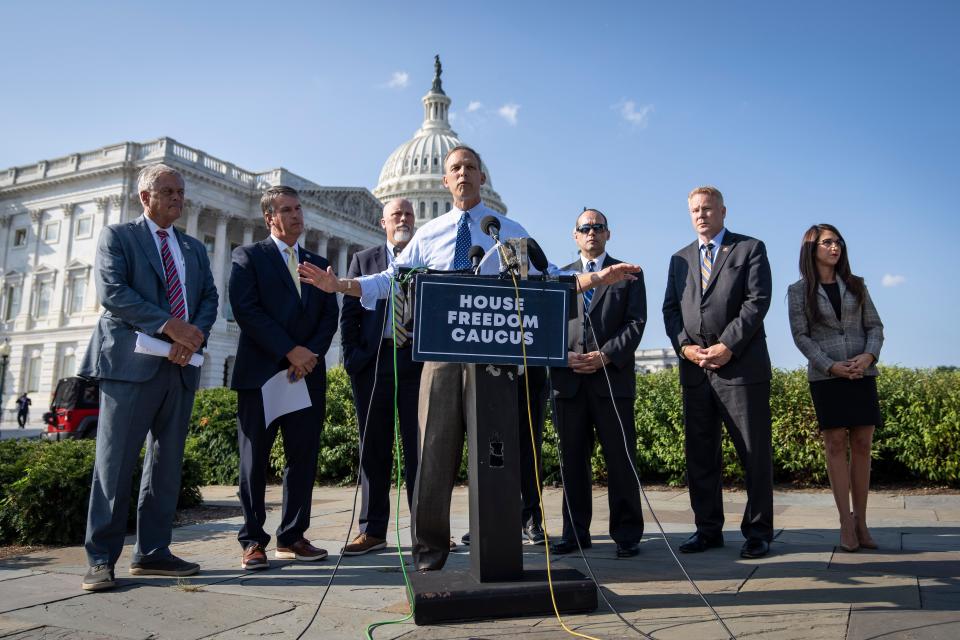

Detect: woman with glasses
[787,224,884,552]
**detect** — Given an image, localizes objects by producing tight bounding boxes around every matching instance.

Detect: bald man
[340,198,422,555]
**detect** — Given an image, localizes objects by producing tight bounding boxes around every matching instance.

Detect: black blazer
[551,255,646,399]
[228,238,339,390]
[662,230,772,387]
[340,244,391,377]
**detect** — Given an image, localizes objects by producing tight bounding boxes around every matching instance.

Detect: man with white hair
[340,198,422,556]
[79,163,219,591]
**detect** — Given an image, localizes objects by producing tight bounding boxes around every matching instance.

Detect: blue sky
[2,1,957,368]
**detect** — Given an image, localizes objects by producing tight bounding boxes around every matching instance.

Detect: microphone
[467,245,485,271]
[526,237,549,273]
[479,215,501,242]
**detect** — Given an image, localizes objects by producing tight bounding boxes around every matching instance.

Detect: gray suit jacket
[79,215,219,390]
[787,278,884,381]
[662,230,772,387]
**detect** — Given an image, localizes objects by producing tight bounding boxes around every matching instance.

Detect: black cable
[294,287,393,640]
[546,368,655,640]
[578,283,737,640]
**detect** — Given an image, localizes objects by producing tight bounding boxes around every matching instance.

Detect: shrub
[187,387,240,485]
[0,439,203,545]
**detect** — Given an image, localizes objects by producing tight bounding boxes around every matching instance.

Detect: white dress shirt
[580,252,607,272]
[143,214,189,320]
[357,202,559,310]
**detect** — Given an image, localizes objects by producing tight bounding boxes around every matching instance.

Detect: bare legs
[849,425,877,548]
[822,425,875,551]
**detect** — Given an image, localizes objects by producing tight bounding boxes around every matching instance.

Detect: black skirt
[809,376,882,430]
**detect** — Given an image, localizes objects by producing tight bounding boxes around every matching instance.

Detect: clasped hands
[286,346,317,381]
[568,350,608,374]
[828,354,874,380]
[162,317,204,368]
[682,343,733,370]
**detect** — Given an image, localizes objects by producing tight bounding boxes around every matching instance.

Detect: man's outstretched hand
[578,262,641,292]
[298,262,341,294]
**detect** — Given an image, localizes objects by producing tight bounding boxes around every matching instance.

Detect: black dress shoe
[524,523,546,545]
[740,538,770,559]
[461,532,470,546]
[679,531,724,553]
[550,538,591,555]
[616,541,640,558]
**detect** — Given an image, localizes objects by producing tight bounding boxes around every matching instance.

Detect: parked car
[42,376,99,440]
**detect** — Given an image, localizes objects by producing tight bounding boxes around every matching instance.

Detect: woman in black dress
[787,224,884,552]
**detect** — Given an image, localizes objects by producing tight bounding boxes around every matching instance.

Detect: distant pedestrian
[16,393,31,428]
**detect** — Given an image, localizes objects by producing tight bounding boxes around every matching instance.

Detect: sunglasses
[576,223,607,234]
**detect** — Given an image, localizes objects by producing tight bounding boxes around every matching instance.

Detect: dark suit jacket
[228,238,339,391]
[79,216,219,390]
[662,230,772,387]
[340,244,390,377]
[551,255,646,399]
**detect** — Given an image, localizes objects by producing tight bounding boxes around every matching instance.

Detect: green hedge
[0,439,203,545]
[184,365,960,490]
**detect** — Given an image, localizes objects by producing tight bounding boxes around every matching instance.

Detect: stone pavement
[1,485,958,639]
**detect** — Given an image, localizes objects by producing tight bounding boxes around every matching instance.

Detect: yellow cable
[497,245,602,640]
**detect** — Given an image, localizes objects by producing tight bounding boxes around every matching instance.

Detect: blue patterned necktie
[582,260,596,312]
[701,242,714,291]
[452,211,471,270]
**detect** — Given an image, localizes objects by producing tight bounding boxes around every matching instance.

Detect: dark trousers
[17,410,27,427]
[555,384,644,545]
[350,343,422,539]
[85,363,194,566]
[682,377,774,542]
[236,385,325,549]
[518,367,547,529]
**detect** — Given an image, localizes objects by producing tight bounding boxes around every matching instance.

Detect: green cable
[365,269,424,638]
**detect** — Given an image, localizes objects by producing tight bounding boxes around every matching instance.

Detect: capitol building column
[184,200,199,239]
[212,211,230,318]
[241,220,255,246]
[51,202,76,324]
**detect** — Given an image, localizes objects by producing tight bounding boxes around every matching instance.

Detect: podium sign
[412,275,569,367]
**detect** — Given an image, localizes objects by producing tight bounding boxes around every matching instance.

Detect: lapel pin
[722,247,729,252]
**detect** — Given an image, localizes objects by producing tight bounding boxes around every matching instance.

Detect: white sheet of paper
[261,369,312,429]
[134,332,204,367]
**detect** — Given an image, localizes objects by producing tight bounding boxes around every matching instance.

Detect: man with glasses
[549,209,646,558]
[299,146,641,571]
[662,186,774,559]
[79,163,219,591]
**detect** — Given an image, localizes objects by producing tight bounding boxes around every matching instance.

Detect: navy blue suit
[229,238,338,549]
[341,244,421,538]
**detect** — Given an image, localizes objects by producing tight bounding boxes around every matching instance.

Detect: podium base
[409,567,598,625]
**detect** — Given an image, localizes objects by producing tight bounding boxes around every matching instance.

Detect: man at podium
[299,145,639,571]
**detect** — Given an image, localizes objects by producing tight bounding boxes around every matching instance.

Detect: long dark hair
[798,224,865,324]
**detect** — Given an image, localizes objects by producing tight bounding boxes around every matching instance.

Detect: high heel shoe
[839,514,860,552]
[852,512,878,549]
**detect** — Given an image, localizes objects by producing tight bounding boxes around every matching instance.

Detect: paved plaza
[1,484,958,639]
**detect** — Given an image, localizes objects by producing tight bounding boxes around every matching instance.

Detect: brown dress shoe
[342,533,387,556]
[242,543,269,570]
[275,539,328,561]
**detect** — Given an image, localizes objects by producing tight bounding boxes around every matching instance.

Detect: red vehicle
[42,377,100,441]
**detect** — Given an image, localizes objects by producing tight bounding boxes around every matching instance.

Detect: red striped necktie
[156,229,186,320]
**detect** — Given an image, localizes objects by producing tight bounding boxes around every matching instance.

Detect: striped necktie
[156,230,186,320]
[392,245,410,348]
[582,260,596,312]
[452,211,471,270]
[284,247,301,297]
[701,242,714,291]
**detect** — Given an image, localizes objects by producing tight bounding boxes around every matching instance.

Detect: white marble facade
[0,137,382,414]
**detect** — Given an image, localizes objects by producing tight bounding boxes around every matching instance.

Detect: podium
[407,274,597,624]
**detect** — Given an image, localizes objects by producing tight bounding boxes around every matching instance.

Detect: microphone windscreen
[467,245,485,263]
[479,215,501,237]
[526,237,549,272]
